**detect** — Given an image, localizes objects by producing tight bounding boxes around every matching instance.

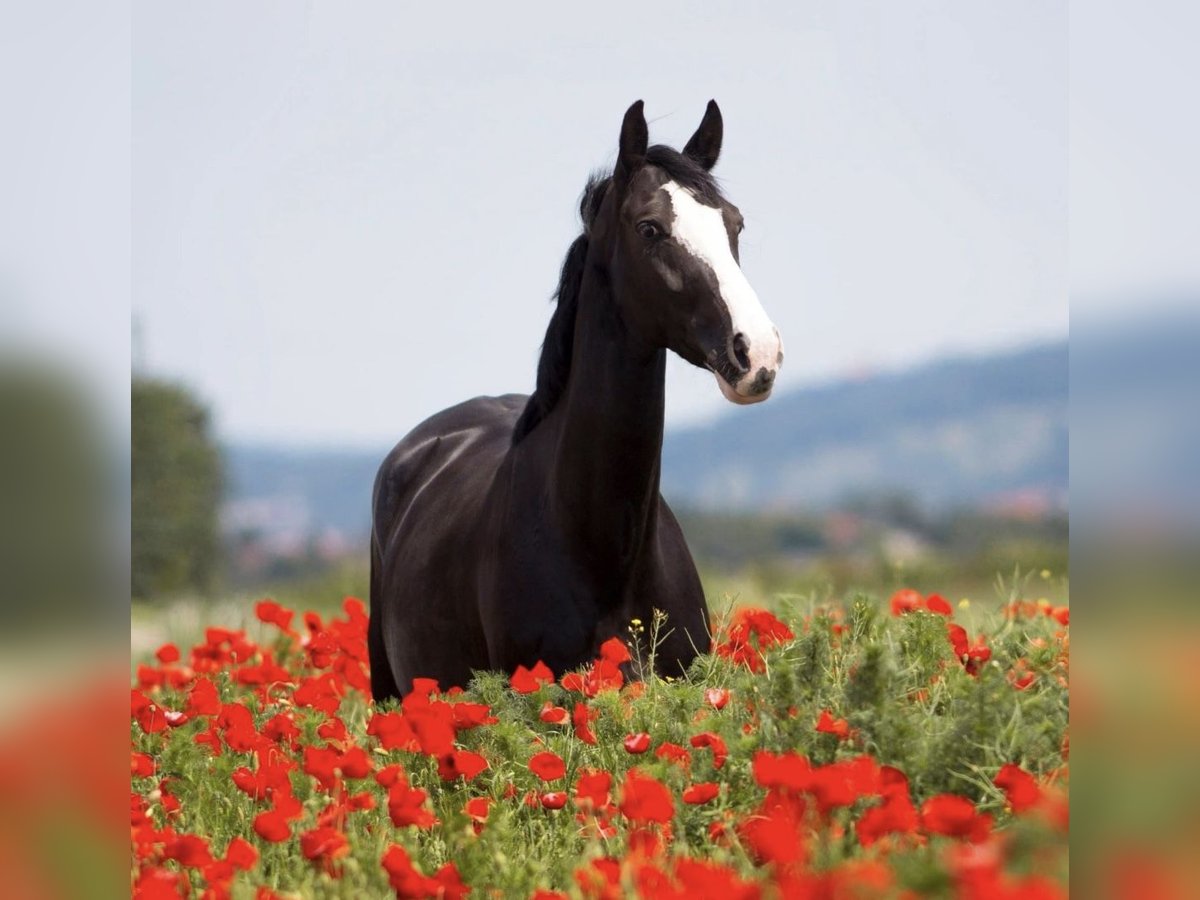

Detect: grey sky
[1071,0,1200,306]
[3,2,1195,456]
[130,1,1070,448]
[2,3,129,442]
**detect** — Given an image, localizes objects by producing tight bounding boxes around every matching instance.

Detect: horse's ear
[615,100,648,189]
[683,99,723,170]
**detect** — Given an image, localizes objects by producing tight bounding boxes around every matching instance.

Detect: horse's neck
[548,270,666,585]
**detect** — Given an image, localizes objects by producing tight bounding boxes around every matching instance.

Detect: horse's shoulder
[373,394,529,511]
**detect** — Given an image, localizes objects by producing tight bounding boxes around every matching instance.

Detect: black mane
[511,146,722,444]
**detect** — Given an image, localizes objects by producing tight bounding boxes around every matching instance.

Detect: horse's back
[370,393,526,695]
[372,393,525,541]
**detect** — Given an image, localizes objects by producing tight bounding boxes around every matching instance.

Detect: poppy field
[131,588,1068,898]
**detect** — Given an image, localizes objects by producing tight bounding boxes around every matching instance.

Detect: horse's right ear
[615,100,648,190]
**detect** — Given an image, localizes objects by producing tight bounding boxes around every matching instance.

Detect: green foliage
[131,377,222,601]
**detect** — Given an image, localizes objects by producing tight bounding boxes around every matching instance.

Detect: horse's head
[600,100,783,404]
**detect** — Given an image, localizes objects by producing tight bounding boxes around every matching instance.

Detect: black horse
[370,100,783,701]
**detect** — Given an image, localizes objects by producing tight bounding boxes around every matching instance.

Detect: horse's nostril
[729,333,751,375]
[749,367,776,395]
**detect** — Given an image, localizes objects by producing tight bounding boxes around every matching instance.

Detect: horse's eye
[637,220,664,240]
[736,221,746,235]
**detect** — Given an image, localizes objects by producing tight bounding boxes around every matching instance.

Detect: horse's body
[370,101,782,701]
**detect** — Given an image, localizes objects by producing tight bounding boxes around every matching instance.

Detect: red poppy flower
[304,745,341,791]
[689,732,728,770]
[573,769,613,810]
[856,769,918,847]
[752,750,812,791]
[740,795,807,866]
[1009,667,1037,691]
[131,751,156,778]
[511,661,555,693]
[574,658,624,696]
[655,742,691,767]
[673,858,760,900]
[619,769,674,824]
[539,702,569,725]
[316,717,348,744]
[623,732,651,754]
[815,709,850,739]
[450,701,497,729]
[682,782,720,805]
[994,763,1042,813]
[890,589,924,616]
[599,636,632,665]
[406,707,457,757]
[713,607,794,672]
[529,750,566,781]
[465,796,491,822]
[925,593,953,615]
[133,867,185,899]
[737,608,794,647]
[436,749,488,781]
[155,643,181,664]
[159,788,181,816]
[807,756,880,813]
[920,794,993,842]
[255,600,295,633]
[131,690,166,734]
[559,672,583,692]
[162,834,213,868]
[253,810,292,843]
[382,844,436,899]
[387,781,438,829]
[224,836,258,871]
[947,624,992,675]
[367,711,418,751]
[429,863,469,900]
[262,712,301,748]
[293,673,343,716]
[375,763,406,788]
[300,826,348,867]
[337,745,373,779]
[186,677,221,717]
[272,788,303,821]
[704,687,730,710]
[1051,606,1070,626]
[347,791,376,812]
[541,791,568,810]
[572,703,598,745]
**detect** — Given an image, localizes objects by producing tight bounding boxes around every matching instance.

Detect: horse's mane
[511,146,722,445]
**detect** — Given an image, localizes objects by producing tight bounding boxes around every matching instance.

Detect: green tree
[131,378,222,601]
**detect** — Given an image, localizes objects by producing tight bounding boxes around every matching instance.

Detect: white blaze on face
[661,181,783,402]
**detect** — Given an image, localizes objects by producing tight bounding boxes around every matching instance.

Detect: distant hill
[222,340,1069,544]
[221,446,380,546]
[662,341,1068,513]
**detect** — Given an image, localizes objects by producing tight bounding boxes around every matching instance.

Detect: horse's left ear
[683,99,723,171]
[615,100,648,190]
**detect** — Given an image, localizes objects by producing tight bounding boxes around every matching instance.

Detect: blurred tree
[0,362,113,634]
[131,378,222,601]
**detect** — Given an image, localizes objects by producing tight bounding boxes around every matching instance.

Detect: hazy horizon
[215,331,1067,453]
